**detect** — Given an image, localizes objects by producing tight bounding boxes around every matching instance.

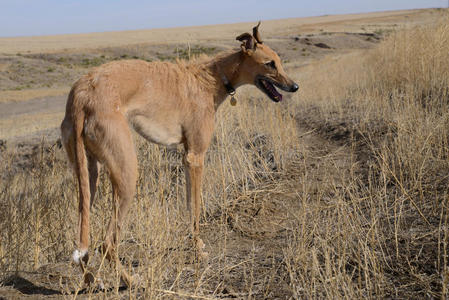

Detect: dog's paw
[196,238,209,260]
[72,249,88,264]
[120,273,141,288]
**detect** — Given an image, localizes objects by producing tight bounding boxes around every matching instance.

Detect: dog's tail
[69,84,91,252]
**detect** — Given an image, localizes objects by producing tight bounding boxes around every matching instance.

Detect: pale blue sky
[0,0,446,37]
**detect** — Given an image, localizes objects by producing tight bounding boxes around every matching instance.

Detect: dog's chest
[130,115,182,147]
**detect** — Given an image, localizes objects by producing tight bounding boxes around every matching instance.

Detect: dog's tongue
[264,81,283,101]
[273,89,283,101]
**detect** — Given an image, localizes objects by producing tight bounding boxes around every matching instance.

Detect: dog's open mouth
[255,76,284,102]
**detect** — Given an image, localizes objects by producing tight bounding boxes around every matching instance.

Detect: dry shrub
[288,15,449,298]
[369,21,449,108]
[367,20,449,193]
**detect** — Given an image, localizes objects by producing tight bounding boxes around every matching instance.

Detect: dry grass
[1,11,449,299]
[292,14,449,298]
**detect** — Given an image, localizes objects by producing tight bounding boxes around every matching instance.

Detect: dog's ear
[236,32,255,53]
[253,21,263,44]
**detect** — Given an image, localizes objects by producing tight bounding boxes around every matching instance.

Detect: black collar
[216,64,235,96]
[224,81,235,96]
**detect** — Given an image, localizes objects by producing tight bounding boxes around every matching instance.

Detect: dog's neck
[206,50,246,109]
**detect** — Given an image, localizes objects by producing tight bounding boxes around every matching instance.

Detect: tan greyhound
[61,22,298,286]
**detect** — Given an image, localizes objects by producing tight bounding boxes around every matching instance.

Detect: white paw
[96,278,105,291]
[72,249,88,264]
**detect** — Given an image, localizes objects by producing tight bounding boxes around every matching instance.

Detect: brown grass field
[1,8,449,299]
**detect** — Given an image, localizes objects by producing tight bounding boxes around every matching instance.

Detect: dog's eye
[265,60,276,69]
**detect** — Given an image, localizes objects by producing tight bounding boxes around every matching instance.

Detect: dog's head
[235,22,299,102]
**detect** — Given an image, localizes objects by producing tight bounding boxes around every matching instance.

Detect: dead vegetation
[1,10,449,299]
[293,15,449,298]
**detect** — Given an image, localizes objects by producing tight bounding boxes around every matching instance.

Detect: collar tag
[223,77,237,106]
[230,95,237,106]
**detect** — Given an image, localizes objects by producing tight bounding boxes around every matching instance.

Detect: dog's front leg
[184,151,208,259]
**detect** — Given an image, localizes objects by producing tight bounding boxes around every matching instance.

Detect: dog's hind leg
[95,114,138,287]
[61,114,96,285]
[87,153,100,208]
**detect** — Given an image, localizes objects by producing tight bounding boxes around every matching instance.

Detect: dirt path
[0,96,65,119]
[0,96,65,145]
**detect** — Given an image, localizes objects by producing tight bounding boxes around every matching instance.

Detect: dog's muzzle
[255,75,299,102]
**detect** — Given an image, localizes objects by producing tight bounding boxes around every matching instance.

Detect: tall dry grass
[289,15,449,298]
[1,16,449,298]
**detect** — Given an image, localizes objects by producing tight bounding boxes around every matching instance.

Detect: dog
[61,22,298,286]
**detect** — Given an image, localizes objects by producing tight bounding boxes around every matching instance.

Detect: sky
[0,0,446,37]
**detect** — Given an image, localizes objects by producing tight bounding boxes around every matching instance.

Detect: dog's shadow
[78,285,129,295]
[1,274,130,296]
[1,275,61,296]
